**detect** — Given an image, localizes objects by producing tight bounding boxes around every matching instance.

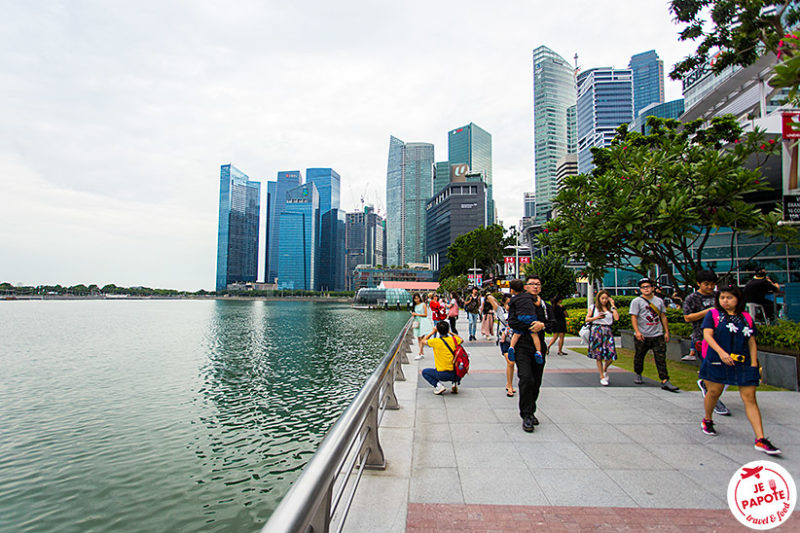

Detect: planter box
[618,329,798,391]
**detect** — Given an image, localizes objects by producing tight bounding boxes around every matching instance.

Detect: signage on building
[782,111,800,139]
[782,137,800,197]
[450,164,469,181]
[785,195,800,222]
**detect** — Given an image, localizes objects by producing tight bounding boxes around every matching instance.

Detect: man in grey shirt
[630,278,679,392]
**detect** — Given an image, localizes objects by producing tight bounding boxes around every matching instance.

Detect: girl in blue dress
[698,286,780,455]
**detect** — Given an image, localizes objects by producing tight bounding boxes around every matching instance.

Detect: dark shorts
[552,321,567,334]
[499,341,510,355]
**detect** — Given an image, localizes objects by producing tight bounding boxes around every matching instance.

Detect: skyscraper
[345,206,385,290]
[533,46,577,223]
[523,192,536,218]
[265,171,302,284]
[433,161,451,196]
[216,164,260,291]
[448,123,493,223]
[426,181,488,273]
[385,136,434,266]
[278,183,319,290]
[629,50,665,118]
[576,67,633,174]
[306,168,345,291]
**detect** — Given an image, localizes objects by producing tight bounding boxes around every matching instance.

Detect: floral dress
[587,307,617,361]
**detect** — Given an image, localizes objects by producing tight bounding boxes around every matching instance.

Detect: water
[0,300,409,532]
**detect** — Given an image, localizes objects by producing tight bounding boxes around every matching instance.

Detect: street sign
[467,274,483,287]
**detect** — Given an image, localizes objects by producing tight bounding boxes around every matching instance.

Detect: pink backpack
[700,308,754,359]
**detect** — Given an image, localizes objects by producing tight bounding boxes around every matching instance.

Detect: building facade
[345,206,386,290]
[629,50,665,118]
[576,67,634,174]
[385,136,435,266]
[433,161,451,197]
[216,164,260,292]
[627,99,685,134]
[265,170,302,284]
[425,181,488,273]
[533,45,577,224]
[523,192,536,218]
[352,266,437,290]
[448,123,493,223]
[306,168,345,291]
[277,183,319,290]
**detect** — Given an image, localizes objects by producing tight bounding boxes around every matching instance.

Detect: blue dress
[698,311,760,387]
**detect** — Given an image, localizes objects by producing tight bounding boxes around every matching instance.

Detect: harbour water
[0,300,409,532]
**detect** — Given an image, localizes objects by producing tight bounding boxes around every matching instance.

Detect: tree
[437,275,468,295]
[438,224,514,280]
[540,116,798,292]
[522,253,576,301]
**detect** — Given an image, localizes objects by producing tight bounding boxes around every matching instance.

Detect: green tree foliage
[438,224,514,280]
[541,116,798,292]
[522,253,576,301]
[437,275,468,295]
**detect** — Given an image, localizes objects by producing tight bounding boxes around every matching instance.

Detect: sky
[0,0,698,291]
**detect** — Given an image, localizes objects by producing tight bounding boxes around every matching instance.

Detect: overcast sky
[0,0,697,290]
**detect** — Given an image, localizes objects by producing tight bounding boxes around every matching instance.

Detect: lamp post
[468,258,482,288]
[505,233,530,279]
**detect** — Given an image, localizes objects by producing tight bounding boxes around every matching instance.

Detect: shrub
[758,320,800,353]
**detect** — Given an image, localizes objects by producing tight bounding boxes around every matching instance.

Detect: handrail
[261,317,414,533]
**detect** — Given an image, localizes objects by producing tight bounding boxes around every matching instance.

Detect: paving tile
[381,405,415,428]
[538,407,602,424]
[641,443,741,471]
[459,467,549,506]
[590,407,660,425]
[409,467,464,504]
[371,426,412,477]
[445,406,499,424]
[555,423,631,443]
[339,475,408,533]
[449,423,508,443]
[502,421,572,443]
[515,440,598,470]
[415,422,453,443]
[533,469,636,507]
[605,470,727,509]
[453,441,521,470]
[416,407,448,425]
[615,423,705,445]
[582,443,672,471]
[413,440,457,469]
[491,407,524,424]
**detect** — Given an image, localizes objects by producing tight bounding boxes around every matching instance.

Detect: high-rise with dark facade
[278,183,319,290]
[533,46,577,224]
[307,168,345,291]
[216,164,260,291]
[425,181,488,273]
[448,123,493,223]
[265,170,302,284]
[386,136,434,266]
[629,50,665,118]
[345,206,385,290]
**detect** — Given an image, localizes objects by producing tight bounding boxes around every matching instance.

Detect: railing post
[361,394,386,470]
[394,357,406,382]
[307,481,333,533]
[384,357,400,408]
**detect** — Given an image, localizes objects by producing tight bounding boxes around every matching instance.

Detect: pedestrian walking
[464,287,481,341]
[698,286,780,455]
[447,291,460,335]
[480,292,495,339]
[411,293,433,360]
[486,293,515,396]
[421,321,463,395]
[547,297,568,355]
[630,278,679,392]
[585,290,619,386]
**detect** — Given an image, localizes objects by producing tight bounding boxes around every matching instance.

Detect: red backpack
[700,308,754,359]
[443,337,470,378]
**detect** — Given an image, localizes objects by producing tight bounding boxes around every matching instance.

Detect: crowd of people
[408,267,782,455]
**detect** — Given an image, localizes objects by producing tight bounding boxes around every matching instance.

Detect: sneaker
[433,383,446,395]
[634,374,643,385]
[507,346,515,362]
[451,384,458,394]
[714,400,730,416]
[522,415,535,433]
[661,380,680,392]
[681,354,697,361]
[697,379,707,397]
[414,354,424,360]
[701,418,717,436]
[755,438,781,455]
[600,376,609,386]
[531,415,539,425]
[534,351,544,364]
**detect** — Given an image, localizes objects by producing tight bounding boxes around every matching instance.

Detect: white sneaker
[433,383,446,395]
[681,354,697,361]
[600,377,609,386]
[414,354,424,360]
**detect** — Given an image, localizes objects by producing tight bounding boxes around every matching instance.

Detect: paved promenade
[345,314,800,532]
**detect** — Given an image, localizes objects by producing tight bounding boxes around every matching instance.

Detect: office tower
[576,67,633,174]
[629,50,665,118]
[523,192,536,218]
[426,181,488,273]
[265,171,302,284]
[556,154,578,182]
[385,136,435,266]
[628,99,685,134]
[216,164,260,291]
[448,123,493,223]
[345,206,385,290]
[433,161,451,196]
[278,183,319,290]
[306,168,345,291]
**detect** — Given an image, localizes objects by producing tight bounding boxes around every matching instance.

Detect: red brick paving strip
[406,503,783,532]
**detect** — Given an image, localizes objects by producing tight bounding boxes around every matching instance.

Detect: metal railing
[261,317,414,533]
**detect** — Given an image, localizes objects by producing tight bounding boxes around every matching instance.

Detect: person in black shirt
[744,268,780,320]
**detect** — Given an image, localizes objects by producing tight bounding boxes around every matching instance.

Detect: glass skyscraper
[385,136,434,266]
[306,168,345,291]
[448,123,493,223]
[278,183,319,290]
[216,164,260,292]
[629,50,665,118]
[533,46,577,223]
[265,171,302,284]
[576,67,633,174]
[433,161,451,196]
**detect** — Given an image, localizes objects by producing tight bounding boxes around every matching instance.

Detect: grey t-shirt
[629,296,666,337]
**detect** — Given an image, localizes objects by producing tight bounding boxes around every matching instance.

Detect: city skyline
[1,1,696,290]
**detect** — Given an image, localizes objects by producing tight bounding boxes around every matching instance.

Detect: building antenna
[574,53,579,69]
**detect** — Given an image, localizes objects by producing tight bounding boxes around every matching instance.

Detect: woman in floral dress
[585,290,619,386]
